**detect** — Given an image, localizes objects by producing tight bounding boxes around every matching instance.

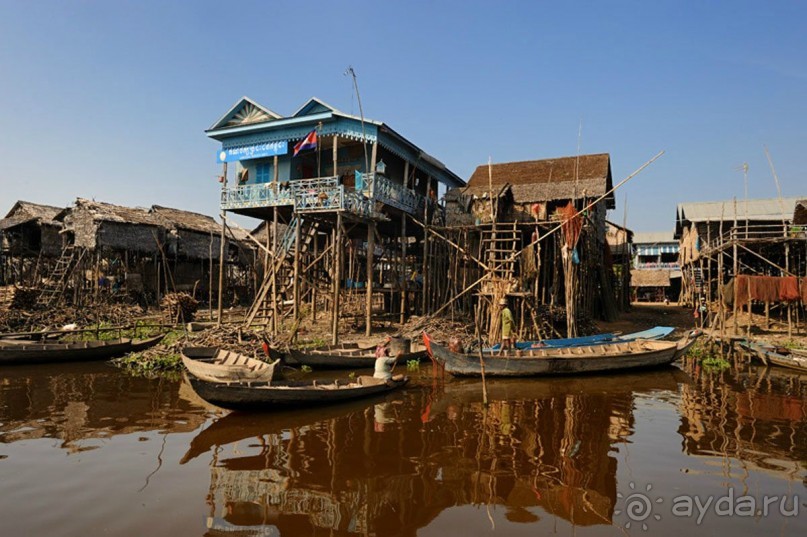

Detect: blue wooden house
[206,96,464,337]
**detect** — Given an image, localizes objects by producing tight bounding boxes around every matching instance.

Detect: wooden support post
[785,242,792,337]
[333,136,338,177]
[332,213,342,345]
[293,215,302,320]
[400,213,407,324]
[366,221,375,336]
[216,162,227,326]
[370,141,378,172]
[312,232,318,320]
[271,207,278,335]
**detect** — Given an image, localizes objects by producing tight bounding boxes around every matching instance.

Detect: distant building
[631,231,680,303]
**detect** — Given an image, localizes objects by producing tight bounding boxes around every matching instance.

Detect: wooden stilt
[312,232,318,321]
[293,214,301,320]
[366,221,374,336]
[271,207,278,335]
[332,213,342,345]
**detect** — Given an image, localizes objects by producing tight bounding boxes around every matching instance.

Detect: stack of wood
[161,292,199,322]
[0,286,38,310]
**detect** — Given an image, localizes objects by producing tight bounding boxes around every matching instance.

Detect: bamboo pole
[272,207,278,335]
[312,232,318,321]
[293,215,301,321]
[216,162,227,326]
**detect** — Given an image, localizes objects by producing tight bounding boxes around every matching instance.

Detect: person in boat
[374,337,400,380]
[499,298,515,354]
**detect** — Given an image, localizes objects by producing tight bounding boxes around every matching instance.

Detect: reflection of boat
[185,372,409,411]
[181,347,279,383]
[424,331,701,377]
[287,343,427,369]
[0,334,165,365]
[486,326,675,351]
[181,396,391,463]
[738,340,807,373]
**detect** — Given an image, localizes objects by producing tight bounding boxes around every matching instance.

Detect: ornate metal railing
[291,177,343,212]
[371,174,421,214]
[220,183,294,210]
[343,191,376,219]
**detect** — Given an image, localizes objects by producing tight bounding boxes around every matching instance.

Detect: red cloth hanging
[801,278,807,304]
[779,276,800,302]
[734,275,750,308]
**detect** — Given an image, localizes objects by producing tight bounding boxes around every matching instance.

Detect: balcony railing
[634,262,680,270]
[221,173,425,219]
[220,183,294,210]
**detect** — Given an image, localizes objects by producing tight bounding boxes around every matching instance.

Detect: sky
[0,0,805,233]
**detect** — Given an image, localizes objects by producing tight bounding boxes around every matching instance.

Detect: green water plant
[406,359,420,371]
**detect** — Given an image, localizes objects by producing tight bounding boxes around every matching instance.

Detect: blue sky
[1,0,804,232]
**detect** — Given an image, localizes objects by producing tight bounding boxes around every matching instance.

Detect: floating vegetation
[113,351,182,379]
[406,359,420,371]
[300,365,313,373]
[701,356,730,370]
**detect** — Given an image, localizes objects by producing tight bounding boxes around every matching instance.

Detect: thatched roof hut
[446,154,614,226]
[0,200,64,256]
[150,205,223,260]
[56,198,163,253]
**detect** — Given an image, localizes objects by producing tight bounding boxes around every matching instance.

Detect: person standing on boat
[499,298,515,354]
[374,337,399,380]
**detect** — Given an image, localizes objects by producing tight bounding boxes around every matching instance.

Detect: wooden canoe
[287,343,427,370]
[0,337,139,365]
[184,372,409,411]
[181,347,280,383]
[423,330,701,377]
[485,326,675,351]
[738,341,807,373]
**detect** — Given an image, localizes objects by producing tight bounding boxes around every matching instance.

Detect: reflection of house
[0,201,64,285]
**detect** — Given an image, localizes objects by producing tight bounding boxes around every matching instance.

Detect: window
[256,162,273,184]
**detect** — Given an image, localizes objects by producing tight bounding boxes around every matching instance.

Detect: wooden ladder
[36,244,85,307]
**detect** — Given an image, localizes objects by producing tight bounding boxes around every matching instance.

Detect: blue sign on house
[217,141,288,163]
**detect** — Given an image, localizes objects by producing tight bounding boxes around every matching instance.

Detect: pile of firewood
[161,292,199,323]
[0,286,38,311]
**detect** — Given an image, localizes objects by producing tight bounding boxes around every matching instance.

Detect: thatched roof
[150,205,221,235]
[794,200,807,226]
[1,200,64,230]
[464,153,614,208]
[630,269,671,288]
[56,198,159,227]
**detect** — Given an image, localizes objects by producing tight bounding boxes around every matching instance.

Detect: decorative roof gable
[292,97,341,117]
[208,97,282,131]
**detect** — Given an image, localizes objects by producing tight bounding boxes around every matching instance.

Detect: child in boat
[374,337,398,380]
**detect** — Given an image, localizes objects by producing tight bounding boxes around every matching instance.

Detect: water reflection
[191,369,689,535]
[678,356,807,479]
[0,362,208,452]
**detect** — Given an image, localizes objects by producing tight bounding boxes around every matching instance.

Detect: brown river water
[0,358,805,536]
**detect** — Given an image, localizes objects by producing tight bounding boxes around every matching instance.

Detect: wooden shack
[0,201,65,285]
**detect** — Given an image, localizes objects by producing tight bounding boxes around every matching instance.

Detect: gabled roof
[292,97,344,118]
[633,231,676,244]
[208,96,282,131]
[150,205,221,235]
[464,154,613,207]
[677,197,801,224]
[4,200,63,222]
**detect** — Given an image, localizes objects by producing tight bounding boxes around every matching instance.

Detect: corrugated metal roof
[632,231,675,244]
[677,197,802,224]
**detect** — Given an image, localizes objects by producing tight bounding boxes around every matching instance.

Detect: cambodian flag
[293,129,318,156]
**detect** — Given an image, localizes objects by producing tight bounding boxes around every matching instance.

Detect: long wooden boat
[423,330,701,377]
[181,347,280,383]
[287,343,427,370]
[0,334,164,365]
[486,326,675,351]
[185,372,409,411]
[737,340,807,373]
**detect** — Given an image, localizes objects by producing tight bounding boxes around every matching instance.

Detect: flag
[293,129,318,156]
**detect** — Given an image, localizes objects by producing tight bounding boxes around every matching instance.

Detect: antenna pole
[345,66,370,174]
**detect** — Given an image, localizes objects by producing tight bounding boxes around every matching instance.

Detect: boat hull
[425,332,700,377]
[288,344,427,370]
[185,373,409,411]
[181,347,279,383]
[486,326,675,351]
